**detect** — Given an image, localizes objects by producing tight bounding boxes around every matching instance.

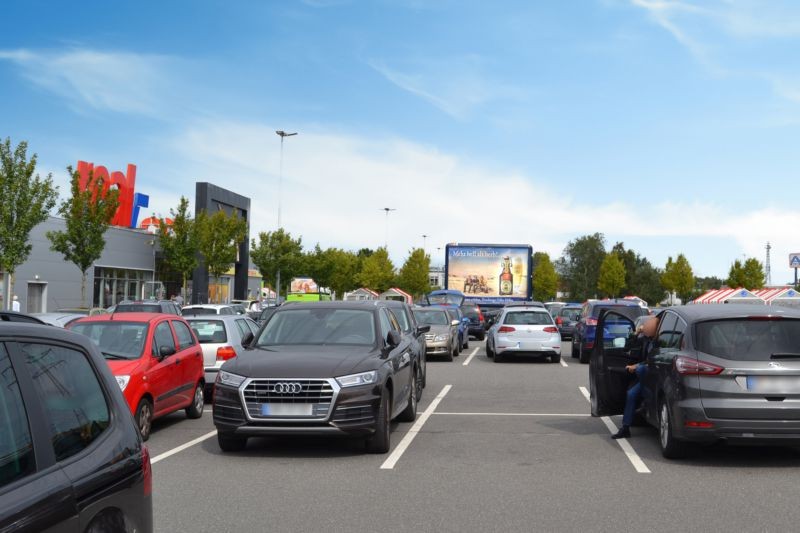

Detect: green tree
[532,252,559,302]
[250,229,304,296]
[663,254,694,304]
[597,253,626,297]
[158,196,198,299]
[47,167,119,307]
[327,249,360,298]
[196,209,247,301]
[397,248,431,298]
[728,258,765,289]
[556,233,606,301]
[0,138,59,309]
[610,242,664,306]
[356,247,395,292]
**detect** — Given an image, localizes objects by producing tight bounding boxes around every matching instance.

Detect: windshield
[696,318,800,361]
[504,311,553,325]
[560,308,581,320]
[256,309,376,346]
[188,320,227,344]
[427,293,464,306]
[414,310,449,326]
[71,322,148,359]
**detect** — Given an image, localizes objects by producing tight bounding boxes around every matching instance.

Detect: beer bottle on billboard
[500,256,513,295]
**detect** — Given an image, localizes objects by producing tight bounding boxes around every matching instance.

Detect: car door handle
[175,358,181,365]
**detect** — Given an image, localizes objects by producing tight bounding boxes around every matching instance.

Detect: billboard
[290,277,318,294]
[445,244,532,303]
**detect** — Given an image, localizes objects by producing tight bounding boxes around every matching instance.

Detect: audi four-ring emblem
[273,382,303,394]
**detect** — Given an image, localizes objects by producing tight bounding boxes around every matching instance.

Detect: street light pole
[422,234,428,252]
[275,130,297,304]
[381,208,396,250]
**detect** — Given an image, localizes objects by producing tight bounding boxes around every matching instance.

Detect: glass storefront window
[93,266,152,308]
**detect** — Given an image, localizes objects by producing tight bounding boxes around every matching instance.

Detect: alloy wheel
[660,403,669,449]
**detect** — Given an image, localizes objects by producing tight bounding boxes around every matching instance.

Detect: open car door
[589,308,641,417]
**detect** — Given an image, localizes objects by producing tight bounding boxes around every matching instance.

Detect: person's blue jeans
[622,364,647,427]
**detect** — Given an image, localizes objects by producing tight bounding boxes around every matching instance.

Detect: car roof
[271,301,381,311]
[184,314,245,323]
[374,300,408,308]
[0,321,101,345]
[72,312,171,324]
[183,304,233,309]
[670,303,800,323]
[504,306,549,313]
[0,311,47,324]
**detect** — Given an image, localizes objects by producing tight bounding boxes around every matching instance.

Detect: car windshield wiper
[770,353,800,359]
[101,351,129,360]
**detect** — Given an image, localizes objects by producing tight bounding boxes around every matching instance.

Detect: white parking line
[150,430,218,465]
[559,357,568,368]
[462,347,480,366]
[380,384,452,470]
[435,412,590,417]
[578,386,651,474]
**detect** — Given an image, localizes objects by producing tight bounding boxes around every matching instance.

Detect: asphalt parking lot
[148,340,800,532]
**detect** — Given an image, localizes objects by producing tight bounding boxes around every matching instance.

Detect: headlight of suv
[216,371,246,388]
[336,370,378,388]
[434,334,448,342]
[115,375,130,391]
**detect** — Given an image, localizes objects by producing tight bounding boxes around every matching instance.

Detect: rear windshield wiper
[770,353,800,359]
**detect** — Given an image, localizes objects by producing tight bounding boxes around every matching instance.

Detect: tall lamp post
[275,130,297,303]
[381,207,396,250]
[422,234,428,252]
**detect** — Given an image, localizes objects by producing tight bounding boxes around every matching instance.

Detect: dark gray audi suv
[212,301,420,453]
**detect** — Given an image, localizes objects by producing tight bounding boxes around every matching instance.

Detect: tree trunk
[182,272,187,303]
[81,271,87,308]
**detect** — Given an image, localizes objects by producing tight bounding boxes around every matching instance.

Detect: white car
[185,315,261,397]
[486,305,562,363]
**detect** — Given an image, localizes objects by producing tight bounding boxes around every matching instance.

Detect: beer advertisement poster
[445,245,531,300]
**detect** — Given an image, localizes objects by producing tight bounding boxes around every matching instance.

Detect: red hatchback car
[69,312,205,440]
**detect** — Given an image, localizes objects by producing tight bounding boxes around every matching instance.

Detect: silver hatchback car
[186,315,260,397]
[591,304,800,458]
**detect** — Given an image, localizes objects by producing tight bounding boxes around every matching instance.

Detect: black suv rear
[0,323,152,532]
[460,304,486,340]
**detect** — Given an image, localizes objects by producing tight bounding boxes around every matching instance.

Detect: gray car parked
[413,307,459,362]
[186,315,261,397]
[591,304,800,458]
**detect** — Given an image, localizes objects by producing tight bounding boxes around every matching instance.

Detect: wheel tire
[366,388,391,454]
[444,346,454,362]
[135,399,153,442]
[579,343,590,364]
[494,352,502,363]
[478,332,486,341]
[571,339,579,358]
[463,337,469,350]
[659,400,688,459]
[551,353,561,364]
[398,369,418,422]
[486,340,494,358]
[185,382,205,419]
[218,432,247,452]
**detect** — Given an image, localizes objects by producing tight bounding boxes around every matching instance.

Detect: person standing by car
[612,315,658,439]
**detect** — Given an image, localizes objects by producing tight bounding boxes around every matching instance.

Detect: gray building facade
[1,216,159,313]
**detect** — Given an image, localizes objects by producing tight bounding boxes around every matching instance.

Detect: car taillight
[216,346,237,361]
[585,341,594,349]
[585,317,598,326]
[543,326,559,333]
[556,317,563,325]
[142,445,152,496]
[478,310,485,322]
[675,356,724,375]
[498,326,515,333]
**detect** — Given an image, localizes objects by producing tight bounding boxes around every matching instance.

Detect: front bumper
[425,340,451,354]
[213,381,381,437]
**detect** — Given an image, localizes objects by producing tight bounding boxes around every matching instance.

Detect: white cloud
[0,47,179,116]
[368,56,522,119]
[142,119,800,279]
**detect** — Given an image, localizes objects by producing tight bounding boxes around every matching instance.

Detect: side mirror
[451,320,460,327]
[159,345,176,358]
[417,325,431,334]
[242,331,254,347]
[386,330,402,348]
[613,337,626,349]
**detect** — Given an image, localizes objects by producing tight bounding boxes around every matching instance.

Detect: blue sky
[2,0,800,282]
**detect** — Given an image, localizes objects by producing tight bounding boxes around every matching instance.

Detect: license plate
[261,404,313,416]
[746,376,800,393]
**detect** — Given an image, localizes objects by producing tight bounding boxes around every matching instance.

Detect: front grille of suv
[242,379,336,420]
